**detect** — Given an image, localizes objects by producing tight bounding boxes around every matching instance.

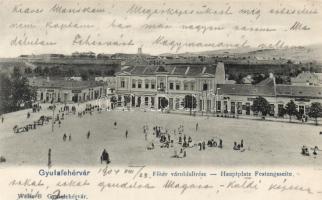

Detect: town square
[0,101,321,167]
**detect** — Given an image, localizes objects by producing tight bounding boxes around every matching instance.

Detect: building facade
[115,63,322,117]
[29,78,106,103]
[217,78,322,117]
[115,63,225,111]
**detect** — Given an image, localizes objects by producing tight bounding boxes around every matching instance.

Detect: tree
[252,74,268,85]
[33,66,43,75]
[308,102,322,125]
[110,96,117,109]
[80,71,89,81]
[184,95,197,115]
[24,67,32,74]
[43,67,50,76]
[278,106,286,117]
[159,97,168,109]
[66,68,76,77]
[124,95,131,106]
[252,96,271,118]
[285,100,299,122]
[11,67,35,110]
[0,67,35,113]
[0,74,12,114]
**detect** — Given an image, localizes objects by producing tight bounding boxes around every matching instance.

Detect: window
[145,97,149,106]
[175,98,180,109]
[237,102,242,114]
[151,97,154,106]
[117,96,122,106]
[176,83,180,90]
[151,83,155,89]
[169,82,174,90]
[269,104,275,116]
[132,81,136,88]
[121,80,125,88]
[217,101,221,112]
[191,83,195,91]
[203,83,208,91]
[138,81,142,88]
[184,83,188,90]
[224,101,228,112]
[145,82,149,89]
[231,102,235,114]
[160,82,164,89]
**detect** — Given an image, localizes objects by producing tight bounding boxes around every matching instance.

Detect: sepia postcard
[0,0,322,199]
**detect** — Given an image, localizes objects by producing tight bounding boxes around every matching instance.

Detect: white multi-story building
[115,63,226,111]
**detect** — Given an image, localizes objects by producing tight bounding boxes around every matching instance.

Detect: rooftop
[217,83,322,98]
[28,78,103,90]
[116,65,217,77]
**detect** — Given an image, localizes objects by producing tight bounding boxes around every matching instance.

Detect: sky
[0,0,321,57]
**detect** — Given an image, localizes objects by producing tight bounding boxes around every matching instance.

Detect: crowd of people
[141,122,233,159]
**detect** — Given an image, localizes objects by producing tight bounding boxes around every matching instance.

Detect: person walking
[196,123,199,131]
[87,131,91,139]
[125,130,128,139]
[219,139,223,148]
[48,148,52,168]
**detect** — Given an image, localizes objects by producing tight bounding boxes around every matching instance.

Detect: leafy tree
[308,102,322,125]
[252,74,268,85]
[184,95,197,115]
[66,68,76,77]
[252,96,271,118]
[33,66,43,75]
[88,69,95,76]
[80,71,89,81]
[236,73,247,84]
[0,67,35,113]
[43,67,50,76]
[285,100,299,122]
[159,97,168,109]
[24,67,32,74]
[110,96,117,109]
[11,68,35,110]
[49,66,62,76]
[123,95,131,106]
[0,74,12,114]
[107,69,115,76]
[278,106,286,117]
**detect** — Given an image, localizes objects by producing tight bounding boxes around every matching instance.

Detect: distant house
[94,76,116,89]
[29,77,106,103]
[291,71,322,86]
[67,76,82,81]
[241,75,253,84]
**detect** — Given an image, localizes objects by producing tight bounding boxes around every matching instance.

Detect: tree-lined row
[253,96,322,125]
